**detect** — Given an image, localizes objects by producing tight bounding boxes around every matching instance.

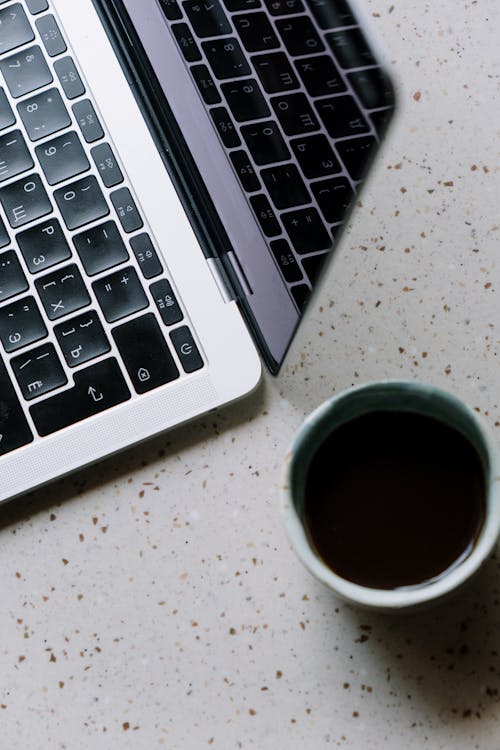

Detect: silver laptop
[0,0,394,503]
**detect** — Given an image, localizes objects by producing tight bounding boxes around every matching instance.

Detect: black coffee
[303,411,486,590]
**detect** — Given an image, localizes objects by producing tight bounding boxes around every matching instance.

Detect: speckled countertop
[1,2,500,748]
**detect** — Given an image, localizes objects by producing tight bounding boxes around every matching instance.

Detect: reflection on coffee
[303,411,486,590]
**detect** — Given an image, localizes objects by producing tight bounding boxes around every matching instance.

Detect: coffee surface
[303,411,486,590]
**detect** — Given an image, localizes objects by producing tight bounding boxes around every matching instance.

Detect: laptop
[0,0,394,504]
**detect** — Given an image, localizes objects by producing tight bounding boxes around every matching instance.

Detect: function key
[260,163,310,210]
[263,0,303,14]
[221,78,270,122]
[315,95,369,138]
[150,278,183,326]
[306,0,355,29]
[17,218,72,273]
[54,175,109,231]
[0,88,15,131]
[282,206,331,254]
[222,0,261,9]
[36,14,67,57]
[0,173,52,229]
[326,28,375,69]
[0,4,34,54]
[229,149,260,192]
[0,129,34,183]
[0,249,28,302]
[291,133,341,179]
[72,99,104,143]
[26,0,49,14]
[18,87,71,141]
[92,266,148,323]
[249,194,281,237]
[35,263,91,321]
[11,342,67,400]
[271,92,320,136]
[202,38,250,80]
[336,135,376,181]
[252,52,299,94]
[0,46,53,98]
[294,55,346,97]
[90,142,124,188]
[191,64,221,105]
[233,13,279,52]
[276,16,324,56]
[130,233,163,279]
[270,238,303,283]
[0,355,33,456]
[171,23,202,63]
[311,176,354,224]
[240,120,290,165]
[110,187,143,233]
[182,0,231,37]
[36,130,90,185]
[158,0,182,20]
[210,106,240,148]
[0,295,47,353]
[170,326,203,373]
[73,220,129,276]
[55,309,111,368]
[54,57,86,100]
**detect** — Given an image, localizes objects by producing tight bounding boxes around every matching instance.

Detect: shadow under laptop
[0,379,267,531]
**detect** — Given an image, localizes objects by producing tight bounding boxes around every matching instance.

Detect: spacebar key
[30,357,131,437]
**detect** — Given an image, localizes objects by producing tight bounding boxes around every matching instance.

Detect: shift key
[0,355,33,455]
[30,357,130,436]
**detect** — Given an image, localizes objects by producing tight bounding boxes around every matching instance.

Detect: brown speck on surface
[249,709,256,716]
[352,711,359,718]
[413,91,421,101]
[276,671,283,679]
[229,627,237,635]
[62,559,68,566]
[78,534,84,542]
[123,722,130,731]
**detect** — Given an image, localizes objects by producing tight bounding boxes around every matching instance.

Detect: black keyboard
[161,0,394,308]
[0,0,204,457]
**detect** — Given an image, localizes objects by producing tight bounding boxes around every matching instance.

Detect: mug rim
[282,379,500,610]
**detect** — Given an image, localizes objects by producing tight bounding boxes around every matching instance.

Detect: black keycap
[249,194,281,237]
[315,95,369,138]
[35,263,90,320]
[290,281,310,309]
[326,28,376,69]
[202,38,250,80]
[0,46,53,98]
[221,79,270,122]
[17,218,71,274]
[183,0,231,37]
[210,106,241,148]
[30,357,131,437]
[36,14,67,57]
[12,342,67,400]
[54,56,86,100]
[229,149,260,192]
[0,295,47,352]
[311,176,353,224]
[347,67,394,110]
[110,188,143,233]
[306,0,355,29]
[241,120,289,165]
[233,13,279,52]
[0,4,34,55]
[170,326,203,373]
[171,23,202,63]
[73,220,129,276]
[0,215,9,247]
[0,173,52,229]
[271,93,320,136]
[291,133,341,179]
[336,136,376,181]
[0,249,28,302]
[270,238,303,282]
[0,354,33,455]
[302,252,327,285]
[252,52,299,94]
[261,163,310,209]
[36,131,90,185]
[282,206,331,253]
[223,0,260,9]
[112,313,179,394]
[263,0,303,15]
[276,16,324,56]
[370,108,392,137]
[93,266,148,323]
[72,99,104,143]
[130,233,163,279]
[55,309,110,368]
[191,64,221,105]
[18,88,71,141]
[0,88,15,131]
[91,143,124,188]
[295,55,346,97]
[150,278,183,326]
[158,0,183,20]
[26,0,49,13]
[54,175,109,231]
[0,129,34,183]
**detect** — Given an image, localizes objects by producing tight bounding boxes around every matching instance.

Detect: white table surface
[1,1,500,748]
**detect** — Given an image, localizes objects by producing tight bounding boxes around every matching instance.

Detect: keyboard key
[276,16,324,56]
[290,281,310,309]
[35,263,91,320]
[54,56,86,100]
[229,149,260,192]
[73,220,129,276]
[191,64,221,105]
[0,215,9,247]
[282,206,331,253]
[271,92,320,136]
[170,326,203,373]
[90,143,124,188]
[112,313,179,393]
[347,67,394,110]
[326,28,376,69]
[0,355,33,456]
[158,0,183,20]
[0,173,52,229]
[72,99,104,143]
[0,88,15,131]
[17,218,71,273]
[0,46,53,98]
[336,136,376,181]
[249,194,281,237]
[202,38,250,80]
[110,187,143,233]
[0,4,34,55]
[223,0,261,9]
[291,134,341,179]
[36,130,90,185]
[54,175,109,231]
[171,23,202,63]
[316,96,370,138]
[0,295,47,352]
[150,278,183,326]
[26,0,49,13]
[183,0,231,37]
[0,129,34,183]
[30,357,131,437]
[302,252,327,285]
[93,266,148,323]
[36,14,67,57]
[370,108,392,137]
[55,309,110,367]
[311,176,353,224]
[130,233,163,279]
[241,120,289,165]
[221,79,270,122]
[263,0,303,14]
[295,55,345,97]
[210,106,240,147]
[0,249,28,302]
[233,13,279,52]
[18,88,71,141]
[12,342,67,400]
[270,238,303,282]
[261,163,310,209]
[306,0,355,29]
[252,52,299,94]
